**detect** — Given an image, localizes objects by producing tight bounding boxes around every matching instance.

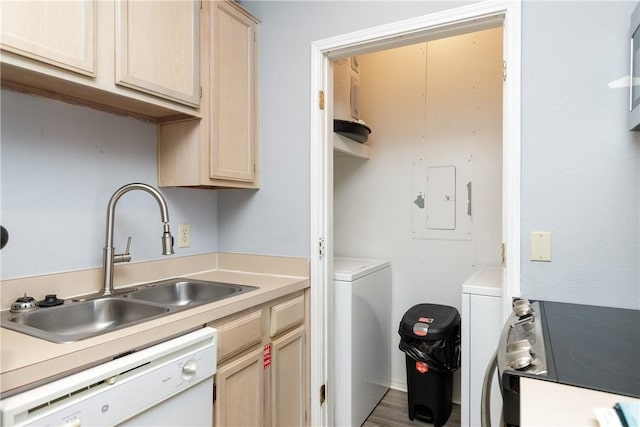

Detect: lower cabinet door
[215,346,265,427]
[271,326,306,426]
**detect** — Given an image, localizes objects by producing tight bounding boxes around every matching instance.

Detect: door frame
[309,1,521,424]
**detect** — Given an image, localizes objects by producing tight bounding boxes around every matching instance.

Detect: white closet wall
[333,27,503,398]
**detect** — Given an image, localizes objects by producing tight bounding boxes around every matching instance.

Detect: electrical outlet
[178,224,191,248]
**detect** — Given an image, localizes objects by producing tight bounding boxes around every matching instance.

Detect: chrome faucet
[100,183,174,296]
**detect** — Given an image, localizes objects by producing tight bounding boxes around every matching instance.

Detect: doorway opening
[309,2,521,425]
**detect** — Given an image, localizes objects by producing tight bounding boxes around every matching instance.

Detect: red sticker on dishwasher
[264,344,272,369]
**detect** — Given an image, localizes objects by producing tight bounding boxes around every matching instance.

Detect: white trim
[309,41,331,427]
[501,0,522,319]
[309,1,521,424]
[313,0,512,58]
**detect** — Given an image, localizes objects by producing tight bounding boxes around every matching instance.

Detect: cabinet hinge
[320,384,326,405]
[318,237,325,258]
[501,243,506,266]
[212,383,216,402]
[318,90,325,110]
[502,60,507,82]
[200,86,203,99]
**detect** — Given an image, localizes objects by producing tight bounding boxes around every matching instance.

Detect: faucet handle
[114,236,132,264]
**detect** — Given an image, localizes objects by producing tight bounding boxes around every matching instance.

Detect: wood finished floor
[362,389,461,427]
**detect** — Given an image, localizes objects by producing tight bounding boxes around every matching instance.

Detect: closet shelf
[333,133,370,159]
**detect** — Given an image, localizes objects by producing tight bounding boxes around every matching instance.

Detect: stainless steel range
[497,299,548,376]
[496,298,640,427]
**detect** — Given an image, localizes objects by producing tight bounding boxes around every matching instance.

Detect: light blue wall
[1,1,637,309]
[219,1,472,256]
[520,1,639,309]
[0,90,218,279]
[232,0,640,309]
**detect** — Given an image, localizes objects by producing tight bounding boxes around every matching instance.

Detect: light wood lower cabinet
[215,346,265,427]
[271,326,306,426]
[210,292,307,426]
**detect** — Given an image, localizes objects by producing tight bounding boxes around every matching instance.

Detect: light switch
[531,231,551,262]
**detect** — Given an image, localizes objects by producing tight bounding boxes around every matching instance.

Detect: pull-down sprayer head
[162,223,174,256]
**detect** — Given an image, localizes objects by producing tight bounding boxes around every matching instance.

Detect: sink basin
[124,278,257,307]
[1,298,170,343]
[1,278,258,343]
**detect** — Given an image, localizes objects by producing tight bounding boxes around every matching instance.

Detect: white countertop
[520,377,640,426]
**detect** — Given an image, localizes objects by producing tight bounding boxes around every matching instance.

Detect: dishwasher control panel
[0,328,217,427]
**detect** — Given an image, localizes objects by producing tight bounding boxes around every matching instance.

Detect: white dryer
[333,257,391,427]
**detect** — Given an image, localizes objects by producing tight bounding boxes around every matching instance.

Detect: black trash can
[398,303,461,427]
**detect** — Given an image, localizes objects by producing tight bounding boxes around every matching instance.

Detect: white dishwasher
[0,327,217,427]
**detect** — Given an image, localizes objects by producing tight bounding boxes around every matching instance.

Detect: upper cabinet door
[115,0,200,107]
[210,1,258,182]
[0,0,96,76]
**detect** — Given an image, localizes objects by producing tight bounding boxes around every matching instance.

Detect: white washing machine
[334,257,391,427]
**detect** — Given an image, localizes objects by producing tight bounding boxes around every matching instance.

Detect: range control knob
[506,348,533,370]
[507,339,532,354]
[512,298,532,318]
[182,360,197,380]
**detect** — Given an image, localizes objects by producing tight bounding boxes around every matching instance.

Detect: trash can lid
[399,303,460,340]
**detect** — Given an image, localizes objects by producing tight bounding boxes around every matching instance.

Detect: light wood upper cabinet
[1,0,200,121]
[115,0,200,107]
[157,0,259,189]
[209,0,257,182]
[0,0,95,76]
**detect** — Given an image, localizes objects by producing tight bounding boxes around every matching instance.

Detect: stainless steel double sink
[0,278,257,343]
